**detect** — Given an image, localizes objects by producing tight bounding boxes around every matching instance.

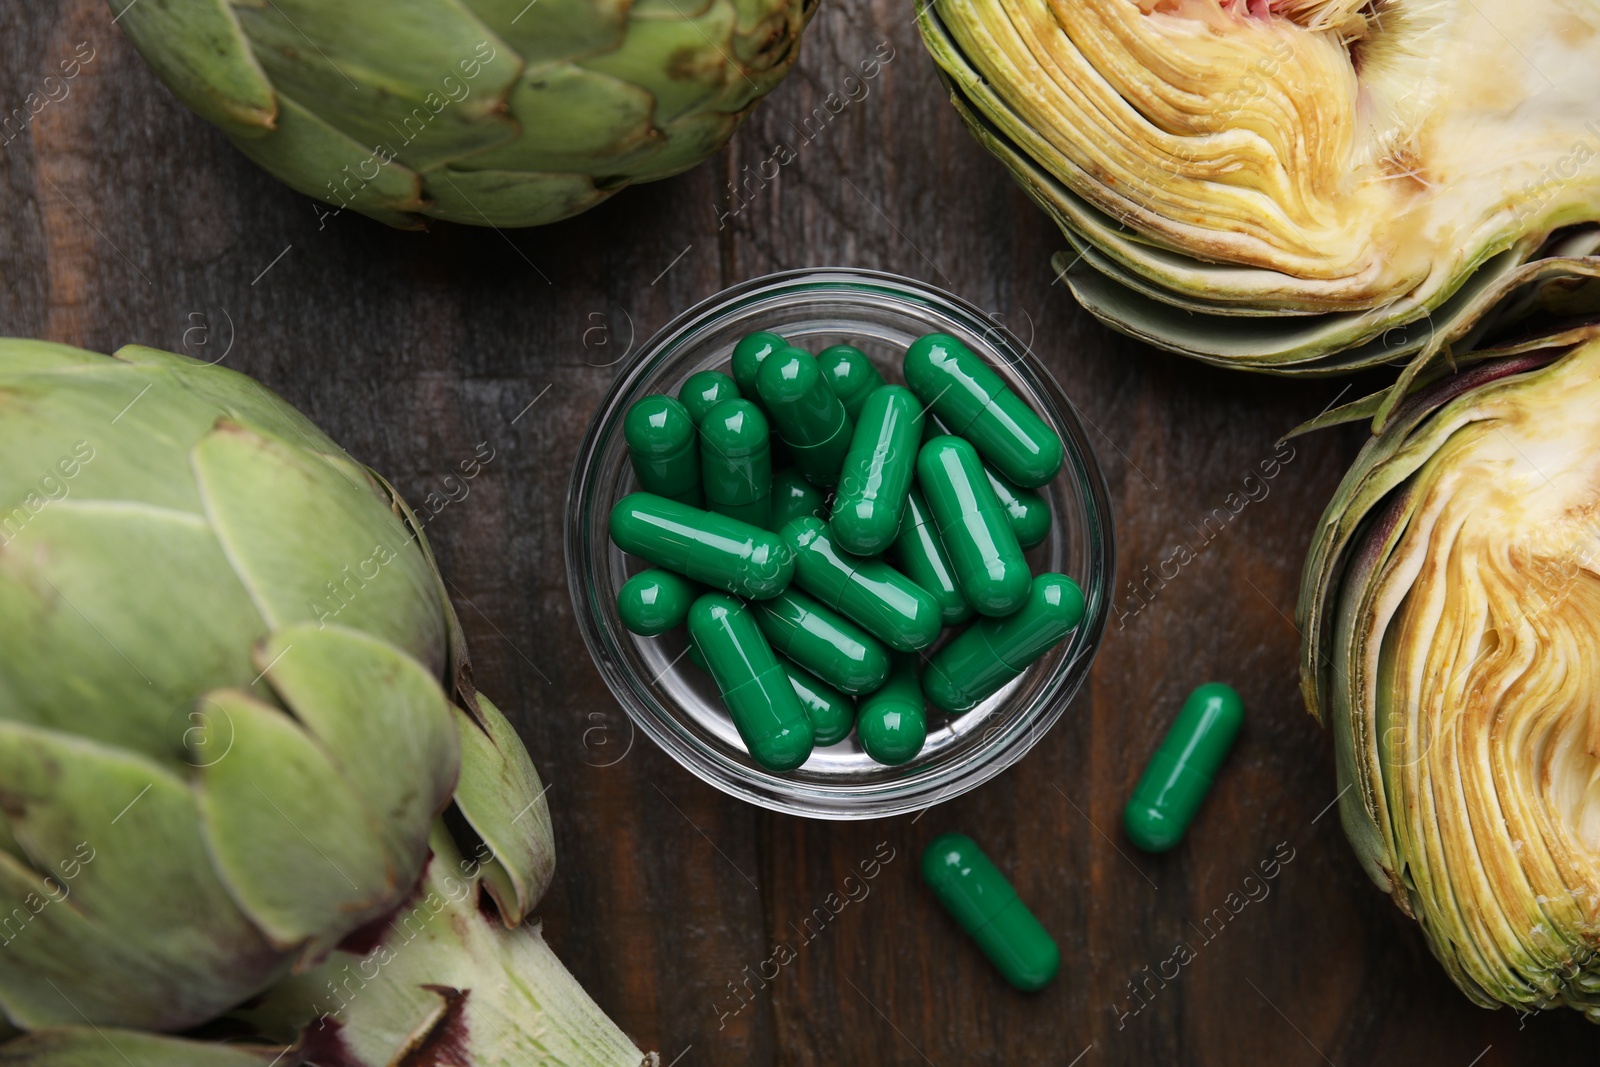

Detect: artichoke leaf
[194,688,406,958]
[0,1029,294,1067]
[0,503,262,764]
[0,724,282,1031]
[225,96,429,229]
[450,695,557,923]
[106,0,276,138]
[465,0,630,66]
[251,625,461,889]
[190,419,448,677]
[232,0,523,172]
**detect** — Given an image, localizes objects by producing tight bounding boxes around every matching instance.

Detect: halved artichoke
[918,0,1600,381]
[110,0,814,228]
[1299,325,1600,1017]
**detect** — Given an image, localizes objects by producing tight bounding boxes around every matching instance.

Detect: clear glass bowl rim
[565,267,1115,819]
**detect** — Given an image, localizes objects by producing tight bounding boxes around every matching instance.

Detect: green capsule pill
[769,468,828,530]
[892,487,972,626]
[856,657,927,765]
[700,399,772,528]
[1124,683,1244,852]
[917,435,1031,617]
[903,333,1063,488]
[616,569,696,636]
[758,347,854,488]
[609,492,794,600]
[688,594,814,771]
[678,370,740,425]
[731,331,786,396]
[923,573,1085,713]
[986,466,1050,550]
[623,395,701,505]
[754,589,890,696]
[831,385,924,556]
[782,517,942,652]
[921,833,1059,991]
[784,661,856,746]
[817,344,886,421]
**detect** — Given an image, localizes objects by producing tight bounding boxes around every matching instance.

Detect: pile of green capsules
[608,331,1086,772]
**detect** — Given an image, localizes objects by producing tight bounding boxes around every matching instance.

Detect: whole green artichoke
[0,342,644,1065]
[1299,326,1600,1019]
[108,0,815,229]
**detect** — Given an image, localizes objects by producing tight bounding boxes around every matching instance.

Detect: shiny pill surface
[892,486,973,626]
[784,662,856,747]
[616,569,696,636]
[921,833,1059,991]
[782,516,942,652]
[768,468,828,531]
[903,333,1063,488]
[923,573,1085,713]
[831,385,924,555]
[985,465,1050,550]
[1123,683,1244,852]
[688,594,814,771]
[678,370,741,425]
[609,493,793,600]
[817,344,886,421]
[758,347,854,488]
[917,435,1031,617]
[754,589,891,696]
[856,657,927,765]
[623,395,702,505]
[700,399,772,529]
[731,331,787,396]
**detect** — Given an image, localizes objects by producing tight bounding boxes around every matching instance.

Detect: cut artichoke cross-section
[1298,330,1600,1018]
[920,0,1600,371]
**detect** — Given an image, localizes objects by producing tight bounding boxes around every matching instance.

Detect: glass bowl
[566,269,1114,819]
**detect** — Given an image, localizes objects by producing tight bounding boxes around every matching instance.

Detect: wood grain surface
[4,2,1596,1063]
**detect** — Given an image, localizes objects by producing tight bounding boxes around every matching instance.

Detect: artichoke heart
[920,0,1600,372]
[1299,328,1600,1017]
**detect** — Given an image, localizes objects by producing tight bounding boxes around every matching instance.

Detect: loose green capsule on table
[917,435,1031,617]
[856,656,927,765]
[784,661,856,747]
[830,385,924,556]
[623,395,701,505]
[616,569,696,636]
[892,486,973,626]
[769,468,828,530]
[754,589,891,696]
[679,370,740,425]
[986,465,1050,550]
[700,399,772,529]
[921,833,1059,991]
[688,594,814,771]
[903,333,1063,489]
[758,347,854,488]
[817,344,886,422]
[1123,683,1244,853]
[781,516,942,652]
[923,573,1085,714]
[731,331,787,396]
[609,492,794,601]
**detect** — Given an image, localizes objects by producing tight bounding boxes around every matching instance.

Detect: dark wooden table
[6,2,1595,1063]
